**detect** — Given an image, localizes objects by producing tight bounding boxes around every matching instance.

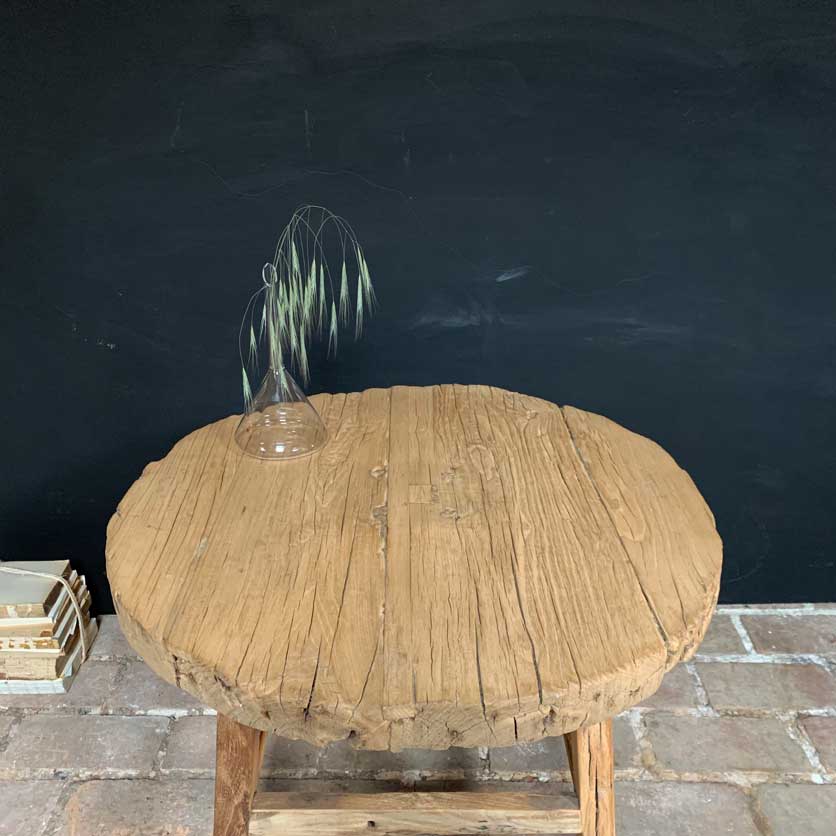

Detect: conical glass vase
[234,367,327,460]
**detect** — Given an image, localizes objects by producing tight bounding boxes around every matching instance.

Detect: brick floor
[160,715,217,775]
[637,662,698,709]
[0,715,169,778]
[799,715,836,772]
[87,617,141,660]
[0,716,17,746]
[1,607,835,835]
[743,614,836,656]
[55,779,214,836]
[754,784,836,836]
[105,659,206,715]
[0,780,66,836]
[697,661,836,711]
[616,781,760,835]
[488,714,639,775]
[645,714,812,775]
[694,613,746,655]
[0,661,121,714]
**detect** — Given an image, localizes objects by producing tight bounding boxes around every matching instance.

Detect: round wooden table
[107,385,722,836]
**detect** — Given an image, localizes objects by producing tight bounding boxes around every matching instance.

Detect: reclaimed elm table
[106,385,722,836]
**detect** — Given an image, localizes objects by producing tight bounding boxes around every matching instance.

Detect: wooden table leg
[213,714,266,836]
[564,720,615,836]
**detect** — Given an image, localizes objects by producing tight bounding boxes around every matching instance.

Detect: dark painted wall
[2,1,835,611]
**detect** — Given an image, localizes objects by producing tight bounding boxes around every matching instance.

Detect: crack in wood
[106,386,720,751]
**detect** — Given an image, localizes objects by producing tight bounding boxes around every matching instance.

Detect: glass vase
[234,366,327,460]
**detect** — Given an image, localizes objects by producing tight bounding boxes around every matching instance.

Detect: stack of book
[0,559,97,693]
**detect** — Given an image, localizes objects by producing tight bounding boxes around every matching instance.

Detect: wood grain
[249,790,581,836]
[106,385,721,750]
[213,714,265,836]
[566,721,615,836]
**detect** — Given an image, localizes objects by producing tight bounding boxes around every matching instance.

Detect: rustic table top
[107,385,721,751]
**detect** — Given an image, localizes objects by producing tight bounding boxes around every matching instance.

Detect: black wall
[2,1,835,611]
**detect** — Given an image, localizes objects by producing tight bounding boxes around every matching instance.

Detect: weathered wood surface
[566,721,615,836]
[213,714,265,836]
[249,789,581,836]
[107,385,721,751]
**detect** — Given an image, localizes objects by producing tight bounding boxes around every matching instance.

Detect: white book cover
[0,572,82,632]
[0,560,71,616]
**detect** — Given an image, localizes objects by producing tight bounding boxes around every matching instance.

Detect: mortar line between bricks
[131,707,215,718]
[0,705,216,719]
[151,716,175,778]
[729,613,757,653]
[782,711,832,783]
[312,738,326,777]
[473,772,564,784]
[478,744,490,777]
[87,654,141,662]
[0,767,155,780]
[160,767,215,780]
[480,765,836,786]
[96,656,130,716]
[40,778,80,836]
[477,765,836,785]
[624,708,658,778]
[684,661,718,717]
[719,605,836,616]
[633,706,836,721]
[639,767,832,786]
[0,709,23,752]
[797,707,836,717]
[693,652,835,671]
[747,786,775,836]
